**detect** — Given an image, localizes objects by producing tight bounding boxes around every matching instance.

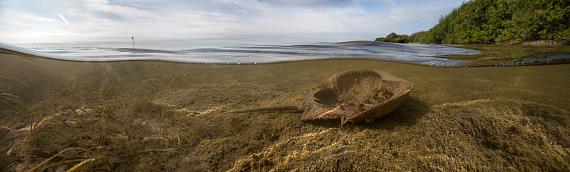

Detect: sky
[0,0,467,46]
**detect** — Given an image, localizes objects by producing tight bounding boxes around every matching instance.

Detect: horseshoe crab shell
[301,69,414,126]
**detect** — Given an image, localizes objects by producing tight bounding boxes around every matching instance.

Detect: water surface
[2,41,570,67]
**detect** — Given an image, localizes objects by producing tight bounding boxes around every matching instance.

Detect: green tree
[389,0,570,44]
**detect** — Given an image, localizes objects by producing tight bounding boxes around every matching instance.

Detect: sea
[1,41,569,67]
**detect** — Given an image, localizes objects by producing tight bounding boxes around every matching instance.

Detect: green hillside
[377,0,570,44]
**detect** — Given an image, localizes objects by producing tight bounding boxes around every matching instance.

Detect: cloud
[0,0,466,45]
[58,14,69,24]
[389,15,402,22]
[84,0,151,19]
[250,0,355,7]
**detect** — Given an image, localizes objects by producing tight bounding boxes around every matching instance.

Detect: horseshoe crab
[231,69,414,126]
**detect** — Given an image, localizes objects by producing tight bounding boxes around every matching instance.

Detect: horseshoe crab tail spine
[228,105,303,114]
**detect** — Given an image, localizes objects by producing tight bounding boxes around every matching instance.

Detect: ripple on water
[2,42,569,67]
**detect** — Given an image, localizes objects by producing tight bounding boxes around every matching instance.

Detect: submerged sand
[0,53,569,171]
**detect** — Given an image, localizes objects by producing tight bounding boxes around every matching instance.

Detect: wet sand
[0,54,569,171]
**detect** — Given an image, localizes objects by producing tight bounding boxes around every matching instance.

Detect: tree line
[375,0,569,44]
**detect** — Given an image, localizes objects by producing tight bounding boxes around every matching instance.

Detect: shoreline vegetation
[375,0,569,45]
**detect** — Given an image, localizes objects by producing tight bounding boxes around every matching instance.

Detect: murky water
[1,53,569,171]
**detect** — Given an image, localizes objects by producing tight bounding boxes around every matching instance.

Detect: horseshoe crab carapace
[231,69,414,126]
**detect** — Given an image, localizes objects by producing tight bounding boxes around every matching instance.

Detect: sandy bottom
[0,54,569,171]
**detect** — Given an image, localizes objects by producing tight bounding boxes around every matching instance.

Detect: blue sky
[0,0,467,45]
